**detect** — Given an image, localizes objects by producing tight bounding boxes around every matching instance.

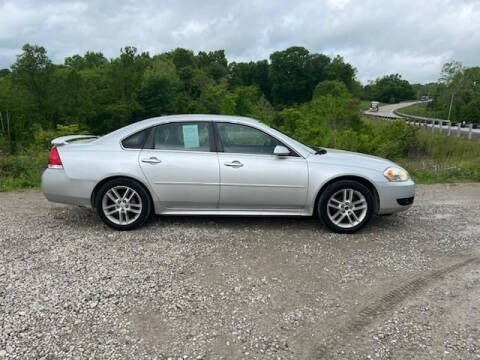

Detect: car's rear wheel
[96,178,152,230]
[318,180,374,234]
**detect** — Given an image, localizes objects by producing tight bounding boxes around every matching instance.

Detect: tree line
[2,44,480,190]
[0,45,355,149]
[0,44,422,154]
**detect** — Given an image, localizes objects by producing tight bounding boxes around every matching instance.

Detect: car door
[139,121,220,210]
[215,122,308,212]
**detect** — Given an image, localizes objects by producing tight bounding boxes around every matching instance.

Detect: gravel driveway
[1,184,480,359]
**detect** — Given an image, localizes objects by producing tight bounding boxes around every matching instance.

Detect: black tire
[95,178,152,230]
[318,180,375,234]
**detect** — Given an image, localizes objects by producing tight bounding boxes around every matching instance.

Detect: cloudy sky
[0,0,479,83]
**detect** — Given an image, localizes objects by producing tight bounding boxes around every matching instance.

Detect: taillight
[48,146,63,168]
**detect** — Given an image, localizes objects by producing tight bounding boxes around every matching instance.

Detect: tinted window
[217,123,283,155]
[122,128,150,149]
[154,122,211,152]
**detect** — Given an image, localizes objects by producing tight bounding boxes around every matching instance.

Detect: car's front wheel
[96,178,152,230]
[318,180,375,234]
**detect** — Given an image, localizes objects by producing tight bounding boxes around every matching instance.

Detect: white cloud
[326,0,351,10]
[0,0,478,83]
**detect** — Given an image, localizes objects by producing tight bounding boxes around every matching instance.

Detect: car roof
[95,114,261,144]
[128,114,260,129]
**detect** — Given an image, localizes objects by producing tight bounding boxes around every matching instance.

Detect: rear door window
[153,122,212,152]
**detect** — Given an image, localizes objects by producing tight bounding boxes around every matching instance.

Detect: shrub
[32,123,85,150]
[0,152,48,191]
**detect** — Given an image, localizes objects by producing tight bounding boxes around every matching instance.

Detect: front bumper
[41,168,93,207]
[377,180,415,215]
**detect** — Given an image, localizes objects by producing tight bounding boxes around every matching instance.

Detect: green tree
[100,46,149,131]
[10,44,55,128]
[269,46,314,105]
[137,56,183,117]
[310,53,331,84]
[65,51,107,70]
[313,80,349,98]
[460,98,480,123]
[172,48,196,69]
[196,50,228,81]
[229,60,271,100]
[439,61,464,84]
[365,74,415,103]
[323,55,356,91]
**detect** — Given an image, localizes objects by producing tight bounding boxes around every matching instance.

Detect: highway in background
[363,100,421,118]
[364,101,480,140]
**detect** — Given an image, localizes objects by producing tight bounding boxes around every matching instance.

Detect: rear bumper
[41,168,93,207]
[377,180,415,215]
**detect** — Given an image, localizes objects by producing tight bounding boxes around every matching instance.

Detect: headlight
[384,167,409,182]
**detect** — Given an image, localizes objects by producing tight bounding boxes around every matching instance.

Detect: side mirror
[273,145,290,156]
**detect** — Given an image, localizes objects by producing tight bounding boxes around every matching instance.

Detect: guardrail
[363,110,479,141]
[363,113,398,121]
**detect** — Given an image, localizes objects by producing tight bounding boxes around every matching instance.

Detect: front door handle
[141,157,162,164]
[224,160,243,168]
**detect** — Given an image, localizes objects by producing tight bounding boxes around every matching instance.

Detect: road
[1,185,480,359]
[364,101,480,140]
[363,100,422,118]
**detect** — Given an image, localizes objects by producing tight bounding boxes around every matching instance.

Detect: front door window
[216,123,288,155]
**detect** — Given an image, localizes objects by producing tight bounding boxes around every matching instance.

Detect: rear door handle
[141,157,162,164]
[224,160,243,168]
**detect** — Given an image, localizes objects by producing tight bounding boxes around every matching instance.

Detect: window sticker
[182,124,200,148]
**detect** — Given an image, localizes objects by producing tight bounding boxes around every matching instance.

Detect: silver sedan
[42,115,415,233]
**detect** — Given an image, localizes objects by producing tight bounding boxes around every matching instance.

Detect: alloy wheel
[326,188,368,229]
[102,186,143,225]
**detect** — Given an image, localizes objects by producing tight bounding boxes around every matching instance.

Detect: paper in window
[182,124,200,148]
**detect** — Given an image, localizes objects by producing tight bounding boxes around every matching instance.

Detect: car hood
[307,148,396,171]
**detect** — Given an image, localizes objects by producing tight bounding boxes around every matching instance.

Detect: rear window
[122,128,150,149]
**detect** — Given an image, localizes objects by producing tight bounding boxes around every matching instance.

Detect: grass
[404,130,480,183]
[398,103,448,120]
[361,116,480,183]
[359,100,372,111]
[0,152,48,191]
[403,159,479,183]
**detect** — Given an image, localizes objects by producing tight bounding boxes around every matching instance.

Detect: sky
[0,0,479,84]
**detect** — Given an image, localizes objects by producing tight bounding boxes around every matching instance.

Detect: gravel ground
[1,183,480,359]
